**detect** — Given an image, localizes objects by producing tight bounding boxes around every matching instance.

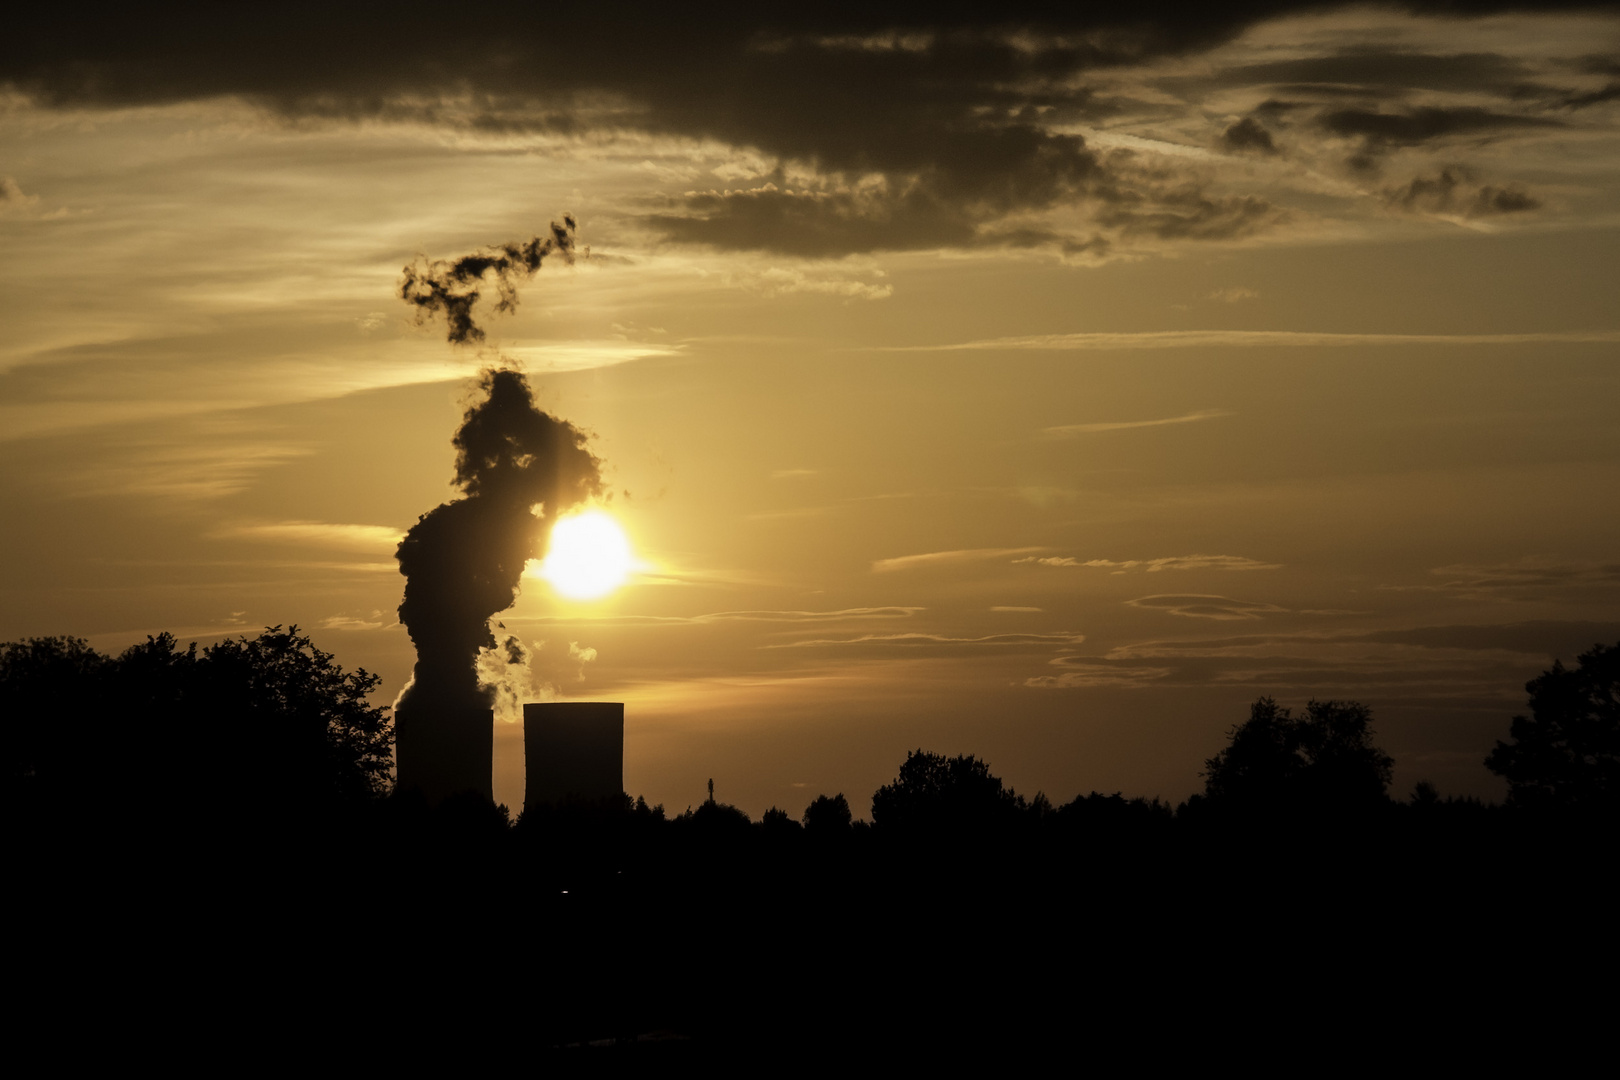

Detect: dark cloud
[1221,116,1278,153]
[1320,105,1562,145]
[650,124,1099,255]
[393,368,602,798]
[1559,81,1620,108]
[1221,47,1532,94]
[4,3,1609,256]
[1383,167,1541,216]
[1052,619,1620,704]
[400,220,577,345]
[1319,105,1566,171]
[1094,189,1282,242]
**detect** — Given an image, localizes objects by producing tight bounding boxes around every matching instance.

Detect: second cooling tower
[522,701,624,809]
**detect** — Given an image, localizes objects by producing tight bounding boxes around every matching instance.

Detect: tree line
[3,627,1617,844]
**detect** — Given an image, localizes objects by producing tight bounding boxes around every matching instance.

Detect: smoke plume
[400,217,578,344]
[393,366,602,796]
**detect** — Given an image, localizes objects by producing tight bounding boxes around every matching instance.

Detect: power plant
[396,703,495,804]
[523,702,625,809]
[396,697,624,808]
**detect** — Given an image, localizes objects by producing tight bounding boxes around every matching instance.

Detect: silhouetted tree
[1055,792,1173,833]
[1485,642,1620,813]
[197,626,393,804]
[1,626,392,825]
[802,793,852,835]
[761,806,801,837]
[1203,698,1393,815]
[1,636,113,813]
[871,750,1019,834]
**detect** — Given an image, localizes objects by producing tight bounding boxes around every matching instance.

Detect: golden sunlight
[539,510,633,600]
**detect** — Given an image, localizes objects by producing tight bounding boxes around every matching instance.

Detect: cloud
[501,340,683,371]
[1207,287,1259,303]
[1219,46,1533,95]
[1126,594,1288,620]
[1091,620,1620,697]
[1092,189,1282,243]
[319,613,392,631]
[1320,106,1562,146]
[1382,168,1540,217]
[728,263,893,300]
[1025,658,1173,689]
[1040,410,1231,437]
[518,607,925,626]
[745,506,834,521]
[1318,105,1564,170]
[219,521,405,552]
[777,631,1086,649]
[6,7,1612,258]
[68,438,312,500]
[1383,558,1620,600]
[651,180,981,256]
[1220,117,1277,154]
[0,176,41,216]
[873,547,1045,573]
[991,606,1043,613]
[879,329,1620,353]
[1016,554,1281,573]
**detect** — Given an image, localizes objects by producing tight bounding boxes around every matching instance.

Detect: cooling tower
[396,704,494,804]
[523,702,624,809]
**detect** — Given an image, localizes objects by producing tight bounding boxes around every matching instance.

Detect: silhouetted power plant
[396,703,494,804]
[397,698,624,807]
[523,702,625,810]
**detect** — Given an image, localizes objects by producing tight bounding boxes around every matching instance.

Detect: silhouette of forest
[6,627,1616,1061]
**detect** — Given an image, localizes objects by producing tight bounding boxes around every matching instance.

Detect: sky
[4,2,1619,815]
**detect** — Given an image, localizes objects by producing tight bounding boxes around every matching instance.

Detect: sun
[540,510,633,601]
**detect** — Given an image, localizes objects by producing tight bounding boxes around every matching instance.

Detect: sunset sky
[4,3,1619,814]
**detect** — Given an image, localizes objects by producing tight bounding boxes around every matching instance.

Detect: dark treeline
[5,630,1617,1061]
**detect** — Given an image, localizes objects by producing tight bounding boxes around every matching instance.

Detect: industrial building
[523,701,625,810]
[395,702,494,804]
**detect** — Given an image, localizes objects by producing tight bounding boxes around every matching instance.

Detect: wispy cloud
[1015,620,1620,697]
[878,330,1620,353]
[517,607,924,626]
[1381,558,1620,600]
[319,612,394,631]
[746,506,834,521]
[776,631,1086,649]
[873,547,1045,573]
[991,606,1043,613]
[218,521,405,551]
[1025,659,1173,689]
[1126,594,1289,620]
[498,340,681,371]
[1041,410,1231,437]
[1016,554,1281,573]
[73,440,313,500]
[733,265,893,301]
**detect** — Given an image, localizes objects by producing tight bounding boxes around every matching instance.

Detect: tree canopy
[871,750,1020,834]
[1486,642,1620,812]
[1202,698,1394,815]
[2,626,392,825]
